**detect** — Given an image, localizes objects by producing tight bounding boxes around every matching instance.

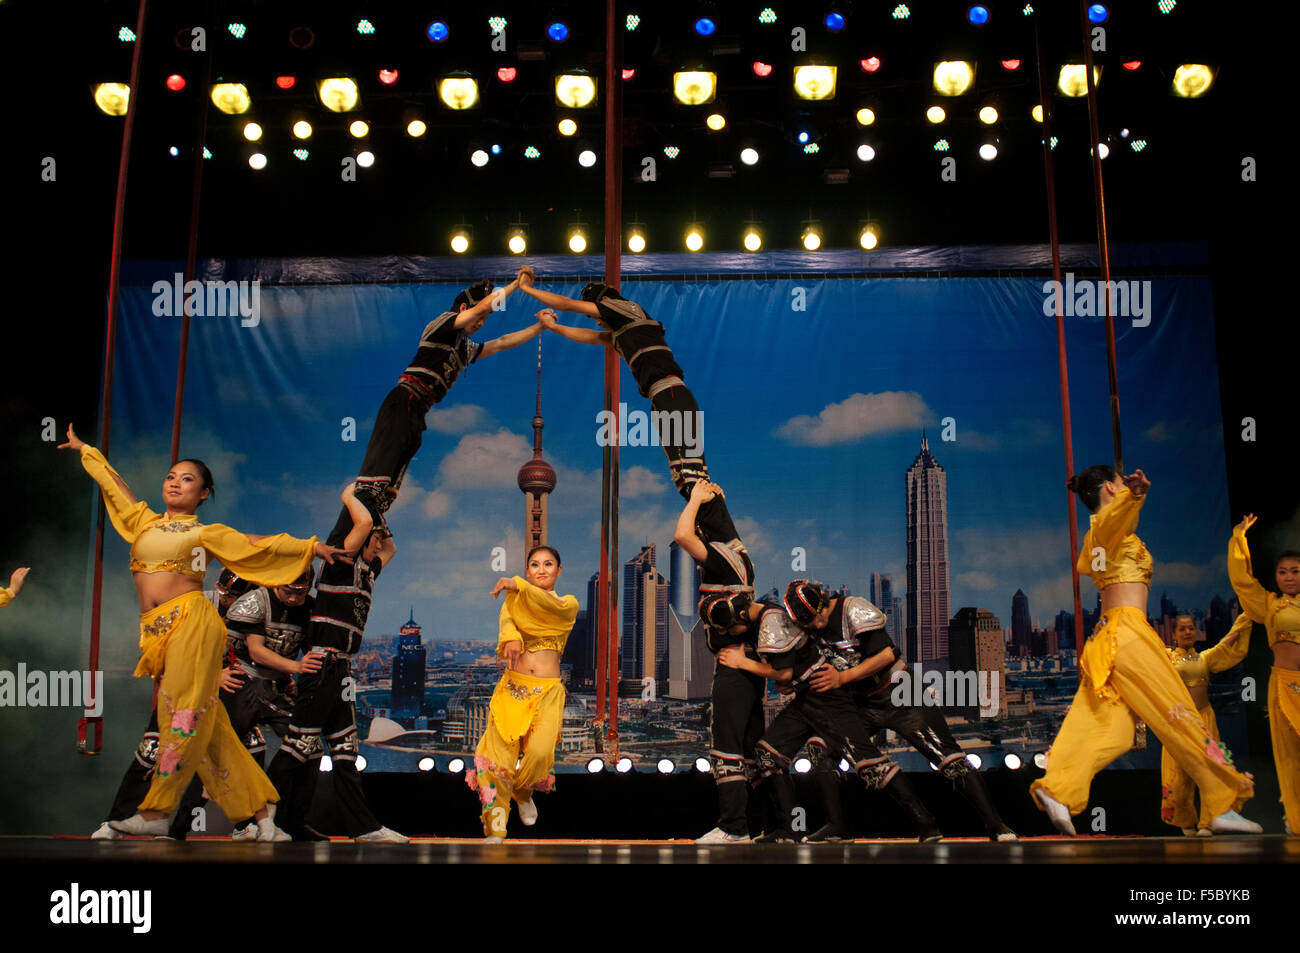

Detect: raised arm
[453,278,520,330]
[673,481,716,563]
[478,320,545,360]
[376,531,396,568]
[339,482,374,554]
[1227,515,1269,623]
[1202,612,1253,673]
[1078,479,1148,574]
[517,268,600,317]
[60,426,157,541]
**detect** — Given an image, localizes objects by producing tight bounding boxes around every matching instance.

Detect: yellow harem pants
[135,591,278,821]
[465,670,563,837]
[1031,606,1253,821]
[1161,704,1223,830]
[1269,666,1300,833]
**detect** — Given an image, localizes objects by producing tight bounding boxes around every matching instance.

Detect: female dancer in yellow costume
[1161,612,1252,835]
[60,425,347,840]
[466,545,578,842]
[1228,513,1300,834]
[1030,465,1260,835]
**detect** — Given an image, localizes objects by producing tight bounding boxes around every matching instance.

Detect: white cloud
[618,465,668,499]
[774,391,931,446]
[426,403,494,434]
[733,515,772,560]
[956,571,999,590]
[1156,556,1226,588]
[1144,421,1171,442]
[424,490,453,519]
[437,429,533,488]
[1024,573,1076,626]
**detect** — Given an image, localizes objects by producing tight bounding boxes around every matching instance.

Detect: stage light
[740,147,759,165]
[933,61,974,96]
[861,57,881,73]
[966,754,982,770]
[797,130,810,143]
[165,74,185,92]
[656,759,674,774]
[824,12,845,32]
[1032,104,1044,122]
[979,143,997,159]
[293,148,309,162]
[892,4,910,18]
[356,150,375,168]
[856,144,876,161]
[1095,142,1109,159]
[378,69,398,85]
[968,5,990,25]
[759,7,778,24]
[1023,3,1034,13]
[118,27,136,42]
[211,83,251,115]
[927,105,946,123]
[1087,4,1108,23]
[558,118,577,136]
[673,71,717,105]
[320,756,332,772]
[418,757,435,772]
[793,757,812,774]
[498,67,517,83]
[587,757,605,773]
[202,147,212,159]
[1002,60,1021,72]
[471,149,490,167]
[860,225,878,249]
[626,14,641,30]
[706,113,726,130]
[1058,65,1100,98]
[292,120,312,140]
[694,758,711,773]
[685,227,704,252]
[556,73,596,108]
[1123,60,1141,71]
[356,19,375,35]
[1131,138,1147,152]
[350,120,369,138]
[803,143,819,154]
[794,65,837,100]
[1172,64,1214,98]
[1033,752,1047,769]
[622,67,636,81]
[93,83,130,116]
[855,107,876,126]
[1050,136,1058,149]
[428,21,449,42]
[933,138,950,151]
[694,18,716,36]
[356,755,368,771]
[628,229,646,253]
[489,16,507,33]
[242,122,263,142]
[839,759,851,772]
[248,152,267,170]
[664,145,680,158]
[752,61,773,77]
[578,149,597,167]
[319,77,360,112]
[1003,753,1022,770]
[406,119,427,137]
[168,146,179,157]
[1158,0,1176,12]
[801,225,822,251]
[568,228,587,253]
[439,75,480,110]
[616,757,633,773]
[448,757,465,773]
[743,227,762,251]
[929,760,939,770]
[979,106,998,124]
[1121,128,1129,137]
[276,76,296,90]
[548,22,570,42]
[451,231,470,253]
[524,145,540,158]
[228,23,247,39]
[508,228,527,254]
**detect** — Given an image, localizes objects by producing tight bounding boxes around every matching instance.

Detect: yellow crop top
[0,587,12,609]
[1228,529,1300,648]
[1167,612,1252,688]
[80,444,318,588]
[1077,485,1153,590]
[496,575,580,657]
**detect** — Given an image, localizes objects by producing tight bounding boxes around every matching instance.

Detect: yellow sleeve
[497,598,524,657]
[1227,529,1270,623]
[1202,612,1253,672]
[1091,485,1144,553]
[199,525,317,588]
[0,587,11,609]
[80,445,158,543]
[514,576,580,626]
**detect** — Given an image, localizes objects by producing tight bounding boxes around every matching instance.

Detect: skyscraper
[905,433,952,662]
[1011,589,1031,656]
[948,607,1006,720]
[516,339,557,563]
[622,546,657,680]
[667,541,711,700]
[390,608,427,720]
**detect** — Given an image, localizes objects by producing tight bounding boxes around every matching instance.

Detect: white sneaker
[1034,791,1076,836]
[483,835,504,844]
[255,817,292,842]
[518,798,538,827]
[1196,828,1213,837]
[109,814,169,837]
[355,826,409,843]
[1180,827,1198,836]
[1209,810,1263,835]
[231,825,258,842]
[694,826,751,845]
[91,822,122,840]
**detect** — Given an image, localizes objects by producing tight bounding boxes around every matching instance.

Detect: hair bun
[1065,475,1078,491]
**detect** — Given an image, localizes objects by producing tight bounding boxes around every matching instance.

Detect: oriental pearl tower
[517,339,556,563]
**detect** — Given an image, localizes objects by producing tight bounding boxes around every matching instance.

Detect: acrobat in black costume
[783,580,1017,842]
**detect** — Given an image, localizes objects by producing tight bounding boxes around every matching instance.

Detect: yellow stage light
[1032,104,1044,122]
[406,119,427,137]
[508,230,527,254]
[318,77,359,112]
[673,71,717,105]
[350,120,370,138]
[933,61,974,96]
[856,107,876,126]
[706,113,726,130]
[558,118,577,136]
[743,228,762,252]
[1171,64,1214,98]
[794,65,837,100]
[628,231,646,253]
[685,228,704,251]
[1058,65,1100,98]
[802,227,822,251]
[242,122,263,141]
[439,75,479,110]
[293,120,312,139]
[568,229,587,253]
[979,106,998,124]
[926,105,946,124]
[860,226,878,250]
[556,73,596,107]
[93,83,130,116]
[210,83,251,115]
[451,232,470,254]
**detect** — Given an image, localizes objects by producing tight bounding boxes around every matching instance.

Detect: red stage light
[165,74,186,91]
[1123,60,1141,71]
[752,61,773,77]
[497,66,517,82]
[1001,59,1021,71]
[378,69,398,85]
[276,75,296,89]
[860,57,881,72]
[622,67,635,80]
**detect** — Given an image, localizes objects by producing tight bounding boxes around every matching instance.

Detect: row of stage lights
[403,751,1047,775]
[438,222,883,255]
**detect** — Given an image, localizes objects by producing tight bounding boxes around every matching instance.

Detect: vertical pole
[1035,21,1086,665]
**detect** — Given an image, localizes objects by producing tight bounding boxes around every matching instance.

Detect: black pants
[708,661,765,836]
[266,654,380,839]
[328,384,428,541]
[756,688,897,787]
[651,384,739,545]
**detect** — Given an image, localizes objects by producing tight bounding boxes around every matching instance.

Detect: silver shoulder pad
[844,596,887,635]
[756,610,806,655]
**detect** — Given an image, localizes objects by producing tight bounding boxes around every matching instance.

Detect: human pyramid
[22,264,1289,844]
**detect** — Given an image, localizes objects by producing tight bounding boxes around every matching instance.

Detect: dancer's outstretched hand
[536,308,558,329]
[1122,469,1150,497]
[517,265,535,287]
[689,480,720,505]
[7,567,29,594]
[315,543,353,565]
[57,424,85,451]
[1235,513,1257,535]
[490,576,519,599]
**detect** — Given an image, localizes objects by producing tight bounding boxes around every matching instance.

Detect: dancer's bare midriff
[134,572,203,612]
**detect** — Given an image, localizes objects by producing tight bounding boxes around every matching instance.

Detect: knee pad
[282,727,325,763]
[807,737,838,774]
[755,741,791,780]
[326,726,358,762]
[854,755,900,790]
[133,731,160,769]
[938,752,971,781]
[709,749,747,785]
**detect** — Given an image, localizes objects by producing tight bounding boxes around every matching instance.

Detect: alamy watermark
[595,403,703,455]
[0,664,103,716]
[151,273,261,327]
[1042,272,1151,327]
[50,883,151,933]
[889,663,1000,718]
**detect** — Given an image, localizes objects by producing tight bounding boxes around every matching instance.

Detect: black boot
[884,772,942,842]
[804,769,847,843]
[956,770,1017,842]
[753,774,800,843]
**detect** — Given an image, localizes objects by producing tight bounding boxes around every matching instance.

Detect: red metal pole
[1035,21,1086,666]
[82,0,150,756]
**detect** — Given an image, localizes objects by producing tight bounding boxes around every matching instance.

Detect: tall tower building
[905,433,952,662]
[1011,589,1031,656]
[667,540,711,699]
[948,607,1006,720]
[390,608,427,720]
[622,546,657,680]
[517,340,557,563]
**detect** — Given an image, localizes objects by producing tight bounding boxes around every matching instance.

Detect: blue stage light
[1088,4,1108,23]
[548,21,569,42]
[695,17,716,36]
[797,130,810,143]
[968,5,989,25]
[824,12,845,31]
[491,143,501,155]
[427,20,449,42]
